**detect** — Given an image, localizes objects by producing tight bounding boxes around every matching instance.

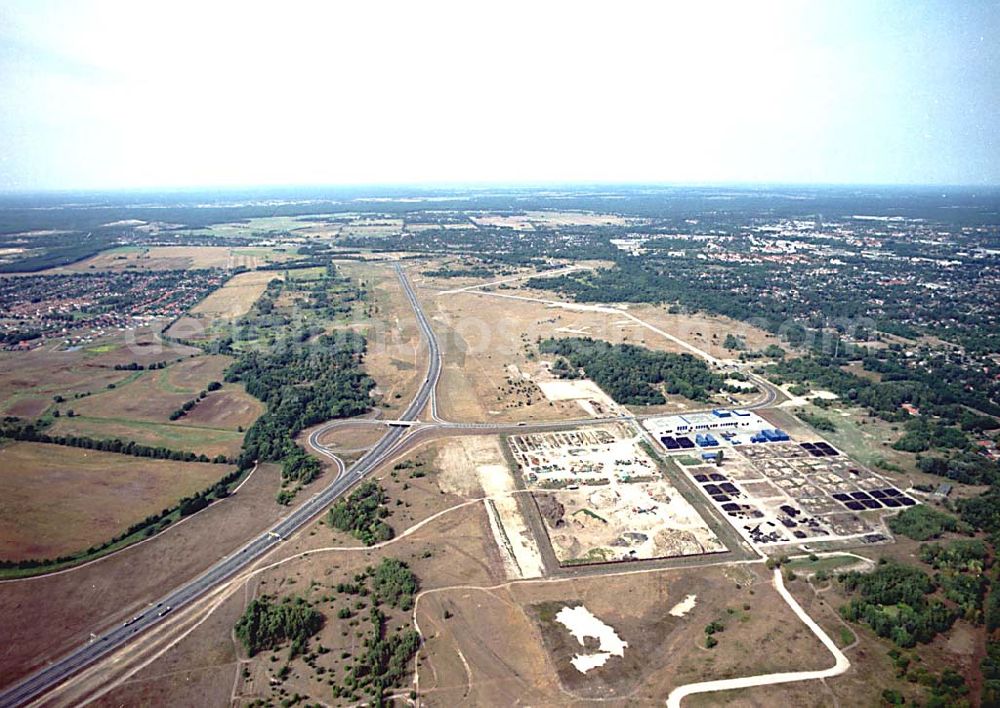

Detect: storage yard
[643,410,915,551]
[507,425,726,565]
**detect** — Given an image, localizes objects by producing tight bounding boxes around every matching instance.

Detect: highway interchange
[0,263,780,707]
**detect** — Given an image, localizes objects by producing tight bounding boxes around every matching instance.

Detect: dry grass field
[189,270,278,319]
[67,356,240,420]
[47,417,246,459]
[85,434,499,706]
[46,354,262,457]
[415,270,775,422]
[0,462,284,688]
[704,569,986,708]
[59,246,299,272]
[313,422,386,452]
[0,441,227,561]
[335,261,424,416]
[0,333,200,419]
[417,563,828,704]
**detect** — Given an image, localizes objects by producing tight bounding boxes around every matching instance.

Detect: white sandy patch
[780,386,840,408]
[506,364,530,381]
[724,378,756,390]
[436,438,543,577]
[669,594,698,617]
[536,379,599,401]
[555,605,628,674]
[810,389,839,400]
[475,456,545,579]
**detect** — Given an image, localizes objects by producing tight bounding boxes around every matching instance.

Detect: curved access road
[0,263,441,708]
[665,567,850,708]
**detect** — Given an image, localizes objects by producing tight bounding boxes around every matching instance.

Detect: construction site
[506,424,726,566]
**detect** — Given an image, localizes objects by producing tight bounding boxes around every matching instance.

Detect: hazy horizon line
[3,178,1000,199]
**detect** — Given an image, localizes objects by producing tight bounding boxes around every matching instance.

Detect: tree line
[0,419,232,464]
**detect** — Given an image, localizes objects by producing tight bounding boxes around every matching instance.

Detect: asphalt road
[0,263,442,708]
[0,263,782,707]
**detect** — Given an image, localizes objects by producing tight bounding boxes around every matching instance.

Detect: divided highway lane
[0,264,440,708]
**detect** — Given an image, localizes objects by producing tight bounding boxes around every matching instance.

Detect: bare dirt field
[508,425,725,565]
[524,210,630,227]
[437,435,544,578]
[0,441,228,561]
[0,462,284,688]
[465,211,628,232]
[181,389,262,430]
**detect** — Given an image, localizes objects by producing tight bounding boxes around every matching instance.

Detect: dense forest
[539,337,732,405]
[226,329,374,469]
[839,562,958,648]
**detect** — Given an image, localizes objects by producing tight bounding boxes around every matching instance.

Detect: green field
[795,403,917,473]
[785,555,862,574]
[48,416,244,458]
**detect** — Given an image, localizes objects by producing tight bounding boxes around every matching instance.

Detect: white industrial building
[643,409,768,438]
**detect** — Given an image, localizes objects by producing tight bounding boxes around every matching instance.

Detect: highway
[0,262,782,707]
[0,263,442,708]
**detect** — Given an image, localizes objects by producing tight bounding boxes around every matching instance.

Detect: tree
[234,596,323,657]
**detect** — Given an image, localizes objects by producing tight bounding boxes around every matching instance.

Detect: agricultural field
[166,270,278,340]
[0,441,227,561]
[189,270,278,320]
[0,461,285,687]
[339,217,404,237]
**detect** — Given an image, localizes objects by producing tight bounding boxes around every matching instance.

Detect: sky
[0,0,998,191]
